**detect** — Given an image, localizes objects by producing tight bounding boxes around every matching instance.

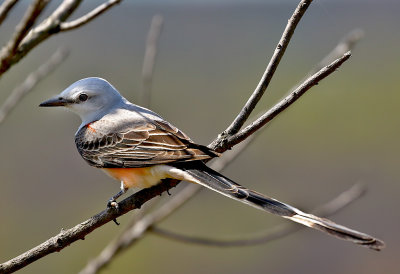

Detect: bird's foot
[107,199,119,210]
[107,199,121,225]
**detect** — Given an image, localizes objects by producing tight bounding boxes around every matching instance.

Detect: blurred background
[0,0,399,273]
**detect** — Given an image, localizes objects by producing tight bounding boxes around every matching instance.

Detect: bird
[39,77,384,251]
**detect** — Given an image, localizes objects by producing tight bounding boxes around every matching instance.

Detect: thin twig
[0,0,19,25]
[151,184,366,247]
[0,48,69,124]
[214,29,362,152]
[218,51,351,152]
[141,14,163,108]
[236,29,362,141]
[0,0,50,74]
[221,0,313,137]
[5,0,48,52]
[0,0,122,79]
[59,0,121,31]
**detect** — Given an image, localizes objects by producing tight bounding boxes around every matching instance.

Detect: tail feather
[173,162,385,251]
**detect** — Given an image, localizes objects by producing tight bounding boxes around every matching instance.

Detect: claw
[113,218,120,225]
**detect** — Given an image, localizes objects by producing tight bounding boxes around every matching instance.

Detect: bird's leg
[107,181,128,209]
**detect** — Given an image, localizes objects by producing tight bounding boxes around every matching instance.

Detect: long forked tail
[169,162,385,251]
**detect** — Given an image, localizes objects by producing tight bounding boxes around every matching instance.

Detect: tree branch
[0,48,69,124]
[0,0,122,78]
[151,184,366,247]
[0,0,50,74]
[0,0,19,26]
[217,51,351,152]
[222,0,313,137]
[0,179,181,274]
[59,0,121,31]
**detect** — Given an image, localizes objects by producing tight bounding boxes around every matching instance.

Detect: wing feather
[75,120,219,168]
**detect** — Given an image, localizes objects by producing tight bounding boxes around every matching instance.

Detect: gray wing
[75,120,219,168]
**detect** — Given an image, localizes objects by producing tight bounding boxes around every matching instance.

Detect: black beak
[39,97,71,107]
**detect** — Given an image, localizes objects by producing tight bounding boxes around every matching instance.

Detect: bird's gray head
[39,77,125,124]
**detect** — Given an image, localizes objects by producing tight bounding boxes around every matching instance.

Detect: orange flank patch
[105,168,148,180]
[86,122,96,133]
[103,167,167,189]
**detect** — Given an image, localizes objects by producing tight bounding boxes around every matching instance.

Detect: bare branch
[3,0,47,49]
[222,0,313,137]
[59,0,121,31]
[217,51,351,152]
[141,14,163,108]
[0,179,181,274]
[151,184,366,247]
[0,48,69,124]
[212,29,362,153]
[0,0,50,74]
[0,0,19,26]
[0,0,122,78]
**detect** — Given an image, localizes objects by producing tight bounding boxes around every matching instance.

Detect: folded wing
[75,119,218,168]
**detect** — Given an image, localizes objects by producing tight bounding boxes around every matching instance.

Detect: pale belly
[103,166,169,189]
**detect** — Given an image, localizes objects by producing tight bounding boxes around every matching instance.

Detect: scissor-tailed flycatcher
[40,77,384,250]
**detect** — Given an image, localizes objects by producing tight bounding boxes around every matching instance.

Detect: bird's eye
[78,93,88,102]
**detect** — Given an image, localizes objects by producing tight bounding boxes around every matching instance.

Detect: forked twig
[60,0,121,31]
[0,0,122,78]
[213,51,351,152]
[222,0,313,137]
[0,0,50,74]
